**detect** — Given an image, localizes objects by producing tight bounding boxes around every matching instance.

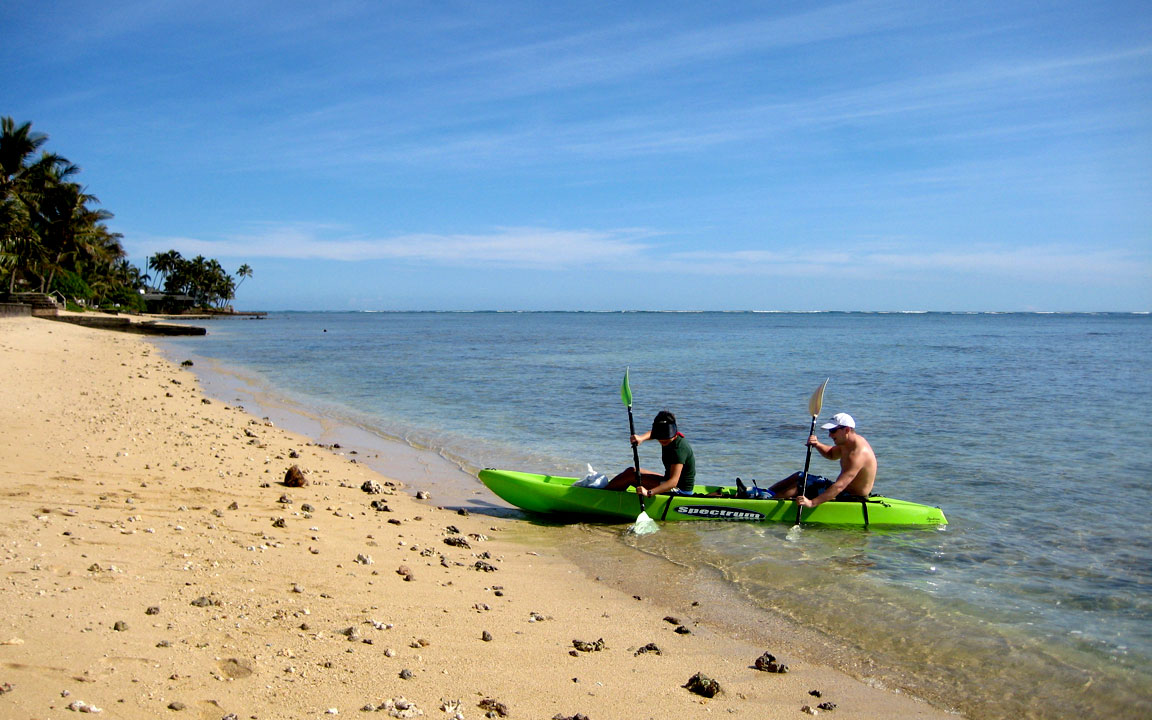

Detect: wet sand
[0,316,957,719]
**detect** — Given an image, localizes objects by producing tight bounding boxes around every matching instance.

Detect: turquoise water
[159,311,1151,718]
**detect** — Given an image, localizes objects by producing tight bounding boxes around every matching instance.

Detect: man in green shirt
[606,410,696,496]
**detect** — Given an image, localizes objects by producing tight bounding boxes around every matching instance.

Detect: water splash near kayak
[785,524,803,542]
[628,510,659,535]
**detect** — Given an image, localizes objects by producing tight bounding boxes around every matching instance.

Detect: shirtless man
[767,413,877,507]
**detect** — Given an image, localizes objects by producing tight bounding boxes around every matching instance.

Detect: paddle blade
[621,367,633,407]
[808,378,829,418]
[628,510,659,535]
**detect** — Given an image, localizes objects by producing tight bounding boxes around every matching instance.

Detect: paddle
[622,367,658,535]
[794,378,829,527]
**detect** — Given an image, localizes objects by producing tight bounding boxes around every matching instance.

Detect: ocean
[156,311,1151,719]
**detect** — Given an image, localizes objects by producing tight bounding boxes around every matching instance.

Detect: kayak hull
[478,469,947,527]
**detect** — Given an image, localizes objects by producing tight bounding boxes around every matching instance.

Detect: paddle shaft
[795,414,818,525]
[627,404,645,511]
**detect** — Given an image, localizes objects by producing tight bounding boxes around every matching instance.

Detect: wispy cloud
[664,243,1152,286]
[446,0,924,99]
[132,225,658,269]
[12,1,1149,309]
[227,35,1152,176]
[130,224,1150,289]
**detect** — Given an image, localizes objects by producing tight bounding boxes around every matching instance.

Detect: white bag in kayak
[574,464,609,489]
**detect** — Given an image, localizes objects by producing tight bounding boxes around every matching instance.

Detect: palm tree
[0,194,35,292]
[0,118,49,197]
[167,254,215,307]
[148,249,182,292]
[235,263,253,292]
[1,118,52,293]
[72,224,128,305]
[203,258,230,309]
[212,273,236,310]
[4,119,244,311]
[33,162,113,292]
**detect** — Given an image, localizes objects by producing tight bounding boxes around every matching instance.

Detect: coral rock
[754,651,788,673]
[683,672,721,698]
[478,698,508,717]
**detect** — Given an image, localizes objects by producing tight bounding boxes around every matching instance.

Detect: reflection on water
[616,520,1147,720]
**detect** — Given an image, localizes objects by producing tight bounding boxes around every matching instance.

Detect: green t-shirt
[661,435,695,492]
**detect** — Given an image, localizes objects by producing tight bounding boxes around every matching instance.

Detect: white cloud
[130,225,1150,290]
[131,225,657,269]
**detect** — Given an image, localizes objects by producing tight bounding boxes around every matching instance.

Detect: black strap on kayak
[833,493,872,527]
[659,495,674,521]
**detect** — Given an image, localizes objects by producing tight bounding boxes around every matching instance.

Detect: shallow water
[157,311,1152,719]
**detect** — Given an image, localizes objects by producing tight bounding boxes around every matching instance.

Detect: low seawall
[47,314,206,335]
[0,303,32,318]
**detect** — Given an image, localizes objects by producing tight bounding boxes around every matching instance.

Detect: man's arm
[639,463,683,497]
[797,455,862,508]
[807,435,842,460]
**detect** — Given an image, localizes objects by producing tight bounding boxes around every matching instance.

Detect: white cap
[821,413,855,430]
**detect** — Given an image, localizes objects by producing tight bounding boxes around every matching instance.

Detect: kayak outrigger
[478,469,947,527]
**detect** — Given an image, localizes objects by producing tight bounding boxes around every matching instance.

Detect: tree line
[1,117,251,312]
[147,250,253,311]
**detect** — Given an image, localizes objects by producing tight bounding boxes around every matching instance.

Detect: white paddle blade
[628,510,659,535]
[808,378,829,418]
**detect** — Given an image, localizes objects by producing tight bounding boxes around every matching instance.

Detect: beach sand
[0,316,957,719]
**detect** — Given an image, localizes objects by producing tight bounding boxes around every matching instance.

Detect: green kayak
[478,469,947,527]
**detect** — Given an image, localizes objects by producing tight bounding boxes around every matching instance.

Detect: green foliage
[2,117,251,312]
[157,251,241,309]
[106,283,145,311]
[1,116,133,298]
[51,269,92,301]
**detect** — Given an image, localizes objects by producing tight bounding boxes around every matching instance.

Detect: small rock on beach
[754,651,789,673]
[478,698,508,717]
[283,465,308,487]
[683,672,721,698]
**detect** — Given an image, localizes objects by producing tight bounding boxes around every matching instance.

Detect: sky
[4,0,1150,311]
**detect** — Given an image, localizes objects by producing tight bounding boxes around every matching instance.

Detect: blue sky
[4,0,1150,311]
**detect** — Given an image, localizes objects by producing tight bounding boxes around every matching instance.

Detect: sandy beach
[0,316,957,719]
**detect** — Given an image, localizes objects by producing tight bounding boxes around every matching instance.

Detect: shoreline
[0,317,958,719]
[153,346,499,511]
[157,336,966,710]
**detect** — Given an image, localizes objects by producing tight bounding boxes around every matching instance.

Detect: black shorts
[798,473,833,499]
